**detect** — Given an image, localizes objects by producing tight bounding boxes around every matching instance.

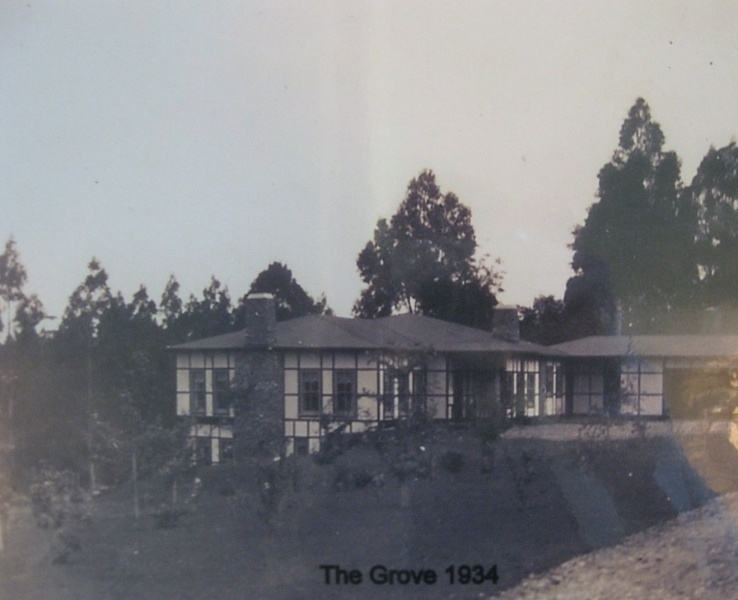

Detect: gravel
[492,492,738,600]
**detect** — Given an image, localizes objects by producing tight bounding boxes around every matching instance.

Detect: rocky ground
[494,419,738,600]
[494,492,738,600]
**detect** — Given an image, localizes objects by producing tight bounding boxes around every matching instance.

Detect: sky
[2,1,738,326]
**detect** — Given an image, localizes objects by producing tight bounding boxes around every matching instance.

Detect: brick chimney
[492,305,520,342]
[242,293,277,346]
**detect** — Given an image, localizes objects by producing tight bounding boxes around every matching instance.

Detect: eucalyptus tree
[691,141,738,306]
[571,98,698,333]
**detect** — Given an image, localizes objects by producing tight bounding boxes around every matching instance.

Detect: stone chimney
[492,305,520,342]
[242,293,277,346]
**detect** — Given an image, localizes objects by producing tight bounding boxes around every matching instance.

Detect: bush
[153,504,187,529]
[29,468,92,564]
[438,450,465,474]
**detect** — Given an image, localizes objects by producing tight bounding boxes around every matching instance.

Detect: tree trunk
[132,446,139,520]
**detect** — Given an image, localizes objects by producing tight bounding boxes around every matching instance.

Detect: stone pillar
[492,305,520,341]
[232,294,283,459]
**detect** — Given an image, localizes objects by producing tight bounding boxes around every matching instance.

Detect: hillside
[0,421,732,599]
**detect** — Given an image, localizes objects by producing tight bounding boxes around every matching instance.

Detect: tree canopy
[354,170,501,329]
[570,98,698,333]
[691,141,738,305]
[241,262,330,322]
[0,237,37,341]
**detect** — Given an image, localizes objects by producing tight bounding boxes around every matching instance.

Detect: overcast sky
[2,1,738,325]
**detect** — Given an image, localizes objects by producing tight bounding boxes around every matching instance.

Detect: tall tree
[57,258,113,346]
[239,262,330,323]
[54,259,115,487]
[562,252,617,337]
[354,170,501,328]
[571,98,698,333]
[0,237,29,340]
[168,277,235,343]
[159,274,183,330]
[519,295,568,345]
[691,141,738,305]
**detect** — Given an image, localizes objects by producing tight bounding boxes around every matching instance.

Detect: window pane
[639,373,662,395]
[300,370,321,414]
[213,369,230,413]
[334,370,355,415]
[190,370,206,415]
[525,372,536,407]
[219,438,234,463]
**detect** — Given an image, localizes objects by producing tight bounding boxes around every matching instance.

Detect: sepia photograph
[2,1,738,598]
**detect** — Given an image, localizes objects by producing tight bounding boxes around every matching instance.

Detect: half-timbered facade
[172,296,738,463]
[171,296,565,462]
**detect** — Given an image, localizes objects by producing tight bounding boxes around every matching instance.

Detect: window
[506,359,540,417]
[543,361,565,416]
[213,369,231,415]
[525,373,536,408]
[412,368,427,416]
[194,437,211,466]
[382,371,410,419]
[300,370,321,414]
[190,370,206,415]
[219,438,234,463]
[294,437,309,456]
[334,370,355,416]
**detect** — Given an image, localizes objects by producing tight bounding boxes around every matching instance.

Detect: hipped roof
[552,335,738,359]
[171,313,559,356]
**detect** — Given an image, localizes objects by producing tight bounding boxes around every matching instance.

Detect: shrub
[29,468,92,564]
[438,450,465,474]
[152,504,187,529]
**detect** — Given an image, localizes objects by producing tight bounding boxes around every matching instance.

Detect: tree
[571,98,698,333]
[354,170,501,328]
[57,258,113,346]
[239,262,330,323]
[164,276,235,344]
[691,142,738,305]
[0,237,29,340]
[159,274,183,330]
[519,295,568,345]
[562,252,617,337]
[53,259,115,488]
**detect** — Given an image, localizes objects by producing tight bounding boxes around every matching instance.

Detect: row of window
[299,369,357,415]
[189,364,563,419]
[297,368,426,418]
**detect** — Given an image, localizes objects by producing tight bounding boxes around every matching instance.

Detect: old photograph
[2,2,738,598]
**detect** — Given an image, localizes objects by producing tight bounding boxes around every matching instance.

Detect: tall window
[219,438,234,463]
[334,370,355,416]
[382,371,409,419]
[300,370,321,415]
[412,368,427,416]
[194,436,211,465]
[190,369,206,415]
[213,369,231,415]
[506,359,540,418]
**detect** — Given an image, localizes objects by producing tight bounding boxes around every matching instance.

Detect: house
[172,295,738,464]
[171,295,566,464]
